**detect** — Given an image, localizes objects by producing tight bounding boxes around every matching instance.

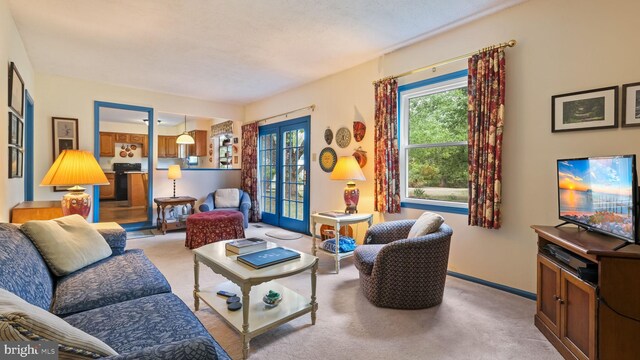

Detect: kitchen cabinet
[129,134,145,143]
[99,173,116,200]
[158,135,179,158]
[157,136,166,158]
[99,133,115,157]
[142,135,148,157]
[114,133,129,142]
[188,130,208,157]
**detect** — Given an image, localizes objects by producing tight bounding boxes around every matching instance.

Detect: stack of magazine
[225,238,267,254]
[237,247,301,269]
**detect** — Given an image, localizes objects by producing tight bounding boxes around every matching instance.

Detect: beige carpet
[129,224,561,360]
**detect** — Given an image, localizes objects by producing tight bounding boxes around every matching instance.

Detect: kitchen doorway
[93,101,154,229]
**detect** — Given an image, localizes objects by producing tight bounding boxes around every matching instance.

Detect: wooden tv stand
[532,225,640,360]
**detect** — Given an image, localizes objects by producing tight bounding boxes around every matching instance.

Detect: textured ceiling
[9,0,521,104]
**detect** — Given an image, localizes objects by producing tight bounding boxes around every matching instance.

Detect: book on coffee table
[225,238,268,254]
[237,247,301,269]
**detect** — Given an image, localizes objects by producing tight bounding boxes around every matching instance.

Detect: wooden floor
[99,200,148,224]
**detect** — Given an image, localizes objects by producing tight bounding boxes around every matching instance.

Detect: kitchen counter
[123,171,147,174]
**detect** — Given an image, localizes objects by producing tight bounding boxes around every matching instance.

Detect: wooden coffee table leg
[193,255,200,311]
[241,283,251,359]
[311,259,318,325]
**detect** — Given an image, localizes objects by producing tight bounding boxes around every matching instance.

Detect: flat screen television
[557,155,637,243]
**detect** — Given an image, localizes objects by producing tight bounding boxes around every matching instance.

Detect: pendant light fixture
[176,115,195,145]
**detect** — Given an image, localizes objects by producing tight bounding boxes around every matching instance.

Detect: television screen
[557,155,637,242]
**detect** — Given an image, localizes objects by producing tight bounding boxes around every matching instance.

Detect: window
[399,70,468,213]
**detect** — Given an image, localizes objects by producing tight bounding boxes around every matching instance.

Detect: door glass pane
[259,133,277,215]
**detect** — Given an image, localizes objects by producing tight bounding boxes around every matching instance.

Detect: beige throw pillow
[21,215,112,276]
[215,188,240,208]
[407,212,445,239]
[0,288,118,357]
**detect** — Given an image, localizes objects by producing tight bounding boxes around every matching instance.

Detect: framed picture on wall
[8,62,24,118]
[8,146,23,179]
[52,117,79,191]
[551,86,618,132]
[622,82,640,127]
[8,112,23,147]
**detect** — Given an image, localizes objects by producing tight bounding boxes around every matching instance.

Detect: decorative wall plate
[336,127,351,148]
[353,147,367,168]
[319,147,337,172]
[324,128,333,145]
[127,152,134,157]
[353,121,366,142]
[119,151,127,158]
[130,144,137,150]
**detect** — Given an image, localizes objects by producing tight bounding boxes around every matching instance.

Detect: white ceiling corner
[8,0,523,105]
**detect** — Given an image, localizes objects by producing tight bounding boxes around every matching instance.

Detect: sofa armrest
[199,193,215,212]
[105,337,219,360]
[364,220,415,244]
[239,191,251,211]
[92,222,126,256]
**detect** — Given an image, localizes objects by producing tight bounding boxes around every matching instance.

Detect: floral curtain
[374,78,401,214]
[241,122,260,222]
[467,48,506,229]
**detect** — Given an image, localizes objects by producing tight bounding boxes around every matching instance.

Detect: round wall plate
[319,147,337,172]
[324,128,333,145]
[353,149,367,168]
[353,121,366,142]
[336,127,351,148]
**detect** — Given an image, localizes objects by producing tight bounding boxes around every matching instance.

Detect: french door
[258,116,310,233]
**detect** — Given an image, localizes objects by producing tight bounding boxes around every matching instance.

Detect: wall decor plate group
[551,86,618,132]
[622,82,640,127]
[8,112,23,147]
[8,146,23,179]
[8,62,24,117]
[52,117,79,191]
[335,127,351,148]
[319,147,337,172]
[353,121,366,142]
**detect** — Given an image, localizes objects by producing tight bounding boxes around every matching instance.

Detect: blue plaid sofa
[0,223,230,360]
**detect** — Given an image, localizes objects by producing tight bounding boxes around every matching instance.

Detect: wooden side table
[311,212,373,273]
[11,201,64,223]
[154,196,196,234]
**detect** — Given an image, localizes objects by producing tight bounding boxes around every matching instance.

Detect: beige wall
[34,73,244,218]
[0,0,35,221]
[245,0,640,292]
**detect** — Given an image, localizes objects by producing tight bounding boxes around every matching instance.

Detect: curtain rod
[373,39,517,85]
[250,104,316,125]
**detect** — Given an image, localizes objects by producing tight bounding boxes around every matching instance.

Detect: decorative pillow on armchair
[21,215,112,276]
[407,212,444,239]
[0,288,117,357]
[215,188,240,208]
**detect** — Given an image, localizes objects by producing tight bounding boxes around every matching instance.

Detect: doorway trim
[24,90,34,201]
[93,101,154,230]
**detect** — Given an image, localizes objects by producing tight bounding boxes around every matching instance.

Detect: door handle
[553,295,564,304]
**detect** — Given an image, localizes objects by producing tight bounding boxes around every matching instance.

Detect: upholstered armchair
[199,189,251,228]
[353,220,453,309]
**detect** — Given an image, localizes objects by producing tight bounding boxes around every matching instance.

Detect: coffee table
[193,240,318,359]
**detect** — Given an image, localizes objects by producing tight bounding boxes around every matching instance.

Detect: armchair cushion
[21,215,112,276]
[214,188,240,208]
[364,220,414,244]
[0,288,118,357]
[407,212,444,239]
[92,222,127,255]
[354,244,385,275]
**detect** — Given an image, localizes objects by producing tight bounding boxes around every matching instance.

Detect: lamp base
[343,182,360,214]
[61,186,91,218]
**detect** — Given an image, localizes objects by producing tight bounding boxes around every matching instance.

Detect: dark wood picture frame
[8,145,23,179]
[8,62,24,118]
[551,86,618,133]
[52,117,79,191]
[8,111,23,147]
[621,82,640,127]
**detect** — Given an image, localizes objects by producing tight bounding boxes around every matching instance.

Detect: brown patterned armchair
[353,220,453,309]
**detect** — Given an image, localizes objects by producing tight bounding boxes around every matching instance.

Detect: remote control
[217,290,236,297]
[226,296,241,304]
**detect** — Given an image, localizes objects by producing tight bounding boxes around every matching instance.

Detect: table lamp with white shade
[40,150,109,218]
[167,165,182,198]
[330,156,366,214]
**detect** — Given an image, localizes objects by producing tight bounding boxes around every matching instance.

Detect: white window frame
[399,77,468,209]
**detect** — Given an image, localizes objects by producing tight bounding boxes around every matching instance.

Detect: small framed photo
[8,112,23,147]
[8,62,24,118]
[8,146,23,179]
[622,82,640,127]
[52,117,79,191]
[551,86,618,132]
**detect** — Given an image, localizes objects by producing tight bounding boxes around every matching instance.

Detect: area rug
[264,230,302,240]
[126,230,155,239]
